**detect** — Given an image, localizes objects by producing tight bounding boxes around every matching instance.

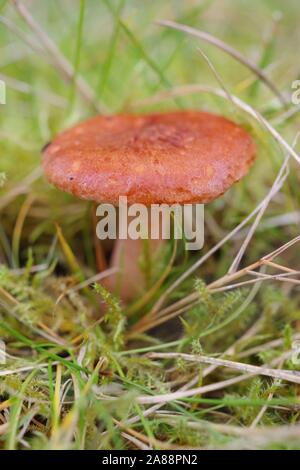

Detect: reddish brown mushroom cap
[42,111,255,205]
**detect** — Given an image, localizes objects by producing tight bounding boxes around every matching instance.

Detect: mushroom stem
[105,208,165,303]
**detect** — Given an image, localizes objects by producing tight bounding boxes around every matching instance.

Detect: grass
[1,0,300,450]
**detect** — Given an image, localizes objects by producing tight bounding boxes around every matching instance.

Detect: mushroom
[42,111,255,302]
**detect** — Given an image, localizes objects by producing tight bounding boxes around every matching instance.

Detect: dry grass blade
[54,267,118,308]
[148,352,300,385]
[209,233,300,290]
[134,346,300,406]
[0,362,56,377]
[11,0,105,113]
[196,47,235,107]
[237,332,300,360]
[0,167,42,212]
[228,151,291,274]
[272,104,300,126]
[156,19,287,106]
[219,424,300,450]
[209,272,300,292]
[121,432,150,450]
[136,373,254,405]
[12,193,35,268]
[0,72,67,108]
[0,14,44,54]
